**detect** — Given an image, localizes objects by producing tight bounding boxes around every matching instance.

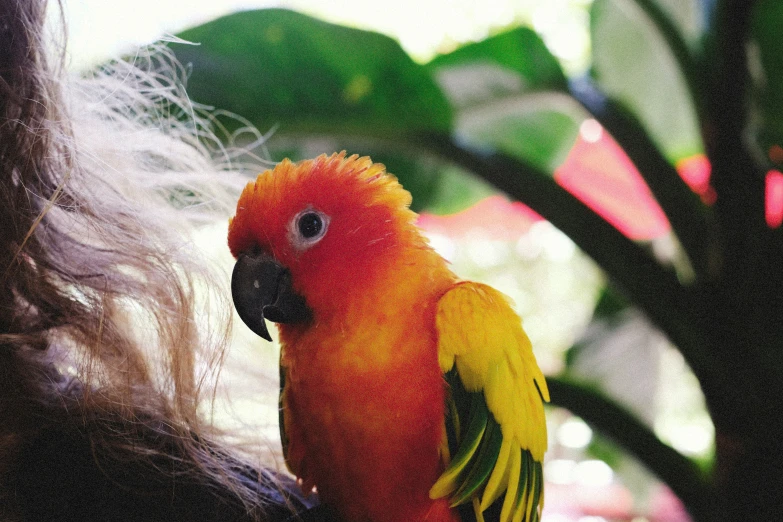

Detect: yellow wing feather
[432,281,549,522]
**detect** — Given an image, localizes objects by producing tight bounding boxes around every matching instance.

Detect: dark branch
[570,78,717,281]
[703,0,763,236]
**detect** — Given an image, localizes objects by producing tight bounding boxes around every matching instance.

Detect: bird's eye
[298,212,323,239]
[289,208,330,250]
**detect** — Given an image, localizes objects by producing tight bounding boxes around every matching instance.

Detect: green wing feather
[430,282,549,522]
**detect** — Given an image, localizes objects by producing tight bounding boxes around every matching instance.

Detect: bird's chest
[283,317,441,435]
[281,317,448,513]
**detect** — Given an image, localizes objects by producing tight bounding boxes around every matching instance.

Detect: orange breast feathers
[279,278,457,522]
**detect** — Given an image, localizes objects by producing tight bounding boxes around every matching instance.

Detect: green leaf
[427,27,568,102]
[426,27,577,175]
[749,0,783,163]
[456,104,580,172]
[591,0,703,161]
[174,8,451,137]
[423,166,496,215]
[645,0,705,43]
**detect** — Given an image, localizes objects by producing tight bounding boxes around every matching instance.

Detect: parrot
[228,152,549,522]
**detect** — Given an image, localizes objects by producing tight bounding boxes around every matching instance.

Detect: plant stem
[570,78,717,281]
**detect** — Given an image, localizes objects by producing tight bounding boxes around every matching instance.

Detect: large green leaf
[652,0,705,43]
[591,0,703,161]
[174,8,451,137]
[427,27,567,101]
[749,0,783,164]
[455,105,579,173]
[427,28,578,174]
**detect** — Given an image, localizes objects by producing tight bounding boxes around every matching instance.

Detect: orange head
[228,152,422,337]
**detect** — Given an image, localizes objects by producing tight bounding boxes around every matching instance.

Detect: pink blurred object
[676,154,715,204]
[554,125,671,240]
[650,485,694,522]
[419,122,719,241]
[543,482,692,522]
[544,483,634,519]
[765,169,783,229]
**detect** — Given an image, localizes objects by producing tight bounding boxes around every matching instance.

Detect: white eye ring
[288,208,330,251]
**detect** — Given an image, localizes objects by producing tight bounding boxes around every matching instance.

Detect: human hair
[0,1,311,520]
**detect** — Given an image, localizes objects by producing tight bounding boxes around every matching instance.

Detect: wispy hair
[0,0,287,518]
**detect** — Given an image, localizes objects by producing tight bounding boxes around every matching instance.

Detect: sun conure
[228,152,549,522]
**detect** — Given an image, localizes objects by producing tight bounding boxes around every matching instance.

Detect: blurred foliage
[425,27,567,91]
[177,9,451,136]
[172,1,783,520]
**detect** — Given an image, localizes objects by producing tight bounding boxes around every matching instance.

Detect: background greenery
[168,1,783,520]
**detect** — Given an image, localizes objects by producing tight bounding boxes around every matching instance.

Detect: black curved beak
[231,252,311,341]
